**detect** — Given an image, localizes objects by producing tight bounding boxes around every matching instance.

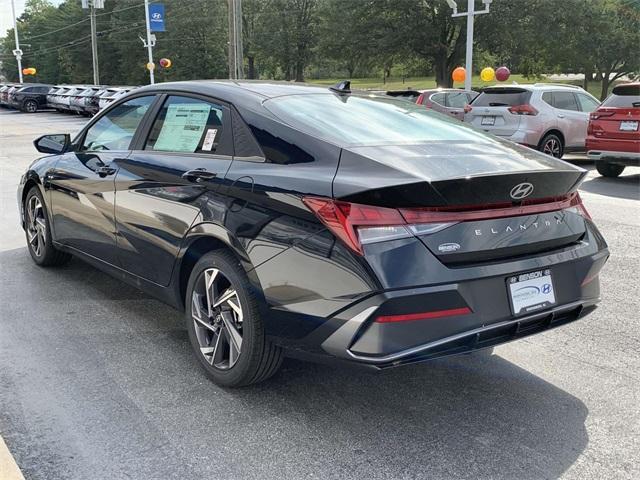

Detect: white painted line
[0,435,25,480]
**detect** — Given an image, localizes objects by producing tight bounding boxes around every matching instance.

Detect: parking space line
[0,435,25,480]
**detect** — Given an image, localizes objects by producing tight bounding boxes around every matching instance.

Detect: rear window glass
[603,85,640,108]
[471,89,531,107]
[264,94,490,146]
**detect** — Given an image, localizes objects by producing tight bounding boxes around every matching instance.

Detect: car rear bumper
[587,149,640,165]
[497,129,542,148]
[318,245,606,367]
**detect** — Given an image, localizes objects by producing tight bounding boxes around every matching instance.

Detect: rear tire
[185,250,283,387]
[596,162,625,177]
[22,99,38,113]
[539,133,564,158]
[24,187,71,267]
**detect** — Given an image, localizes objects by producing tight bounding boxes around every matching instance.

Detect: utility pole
[447,0,493,91]
[90,3,99,84]
[10,0,23,83]
[227,0,244,79]
[143,0,155,84]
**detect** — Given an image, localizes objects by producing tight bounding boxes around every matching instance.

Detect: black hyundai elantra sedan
[17,80,609,386]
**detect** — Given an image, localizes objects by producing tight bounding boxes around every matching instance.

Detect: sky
[0,0,65,37]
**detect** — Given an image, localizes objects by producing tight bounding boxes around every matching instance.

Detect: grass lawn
[307,75,609,99]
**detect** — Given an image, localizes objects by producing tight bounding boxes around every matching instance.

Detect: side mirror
[33,134,71,154]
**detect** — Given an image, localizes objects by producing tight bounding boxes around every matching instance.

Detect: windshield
[263,94,489,146]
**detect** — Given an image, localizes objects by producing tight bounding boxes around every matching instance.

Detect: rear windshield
[472,89,531,107]
[264,94,491,146]
[603,85,640,108]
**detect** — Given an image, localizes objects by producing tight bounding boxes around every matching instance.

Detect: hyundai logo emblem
[152,12,162,19]
[510,182,534,200]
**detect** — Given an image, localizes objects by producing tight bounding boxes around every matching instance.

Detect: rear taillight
[303,193,590,255]
[508,104,538,115]
[463,104,472,113]
[590,110,615,120]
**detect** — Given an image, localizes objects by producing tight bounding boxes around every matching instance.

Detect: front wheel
[24,187,71,266]
[185,250,283,387]
[539,133,564,158]
[596,162,625,177]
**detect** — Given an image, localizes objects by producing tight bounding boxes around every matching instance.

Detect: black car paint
[18,81,608,368]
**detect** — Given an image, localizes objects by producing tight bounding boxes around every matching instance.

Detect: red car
[586,83,640,177]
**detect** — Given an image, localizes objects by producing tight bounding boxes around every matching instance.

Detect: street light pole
[10,0,23,83]
[143,0,155,84]
[90,3,100,84]
[448,0,493,92]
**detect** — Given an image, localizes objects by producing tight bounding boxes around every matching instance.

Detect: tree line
[1,0,638,99]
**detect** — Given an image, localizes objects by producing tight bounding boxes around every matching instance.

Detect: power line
[22,17,89,41]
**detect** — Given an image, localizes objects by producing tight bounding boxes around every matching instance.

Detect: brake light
[463,104,472,113]
[508,104,538,115]
[303,193,590,255]
[590,110,615,120]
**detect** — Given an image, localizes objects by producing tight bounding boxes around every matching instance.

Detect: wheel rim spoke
[192,267,243,370]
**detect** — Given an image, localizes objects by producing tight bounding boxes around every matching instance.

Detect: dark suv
[10,84,52,113]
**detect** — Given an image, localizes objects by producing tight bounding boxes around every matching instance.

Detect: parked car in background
[57,86,84,112]
[18,80,608,387]
[385,89,422,103]
[2,84,23,108]
[9,84,52,113]
[69,86,100,114]
[98,87,133,110]
[416,88,478,121]
[0,84,18,106]
[587,83,640,177]
[47,86,67,111]
[464,84,600,158]
[86,88,109,115]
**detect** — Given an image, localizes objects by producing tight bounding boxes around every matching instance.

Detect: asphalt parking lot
[1,109,639,480]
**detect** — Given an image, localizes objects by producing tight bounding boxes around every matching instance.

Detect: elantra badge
[510,182,534,200]
[438,242,461,253]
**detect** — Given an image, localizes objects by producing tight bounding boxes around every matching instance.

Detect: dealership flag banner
[148,3,166,32]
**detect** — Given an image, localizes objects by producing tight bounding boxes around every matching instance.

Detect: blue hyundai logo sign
[148,3,165,32]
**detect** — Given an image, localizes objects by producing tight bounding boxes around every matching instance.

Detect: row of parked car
[0,83,135,115]
[402,82,639,177]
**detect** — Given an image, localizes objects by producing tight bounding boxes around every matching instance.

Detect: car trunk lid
[464,88,532,136]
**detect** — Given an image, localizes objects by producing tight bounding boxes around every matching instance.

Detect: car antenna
[329,80,351,94]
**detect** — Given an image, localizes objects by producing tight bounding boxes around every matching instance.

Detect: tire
[24,187,72,267]
[539,133,564,158]
[596,162,625,177]
[22,99,38,113]
[185,250,283,387]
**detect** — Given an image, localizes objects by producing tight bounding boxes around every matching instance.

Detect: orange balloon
[22,68,29,75]
[452,67,466,83]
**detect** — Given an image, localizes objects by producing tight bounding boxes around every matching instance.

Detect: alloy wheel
[26,195,46,257]
[191,268,244,369]
[543,137,561,157]
[25,100,37,113]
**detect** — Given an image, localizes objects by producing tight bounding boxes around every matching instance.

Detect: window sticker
[153,103,211,152]
[201,128,218,151]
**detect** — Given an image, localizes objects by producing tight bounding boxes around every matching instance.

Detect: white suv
[464,84,600,158]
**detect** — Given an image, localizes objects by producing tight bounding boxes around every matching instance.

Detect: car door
[113,94,235,286]
[48,95,156,265]
[552,91,586,149]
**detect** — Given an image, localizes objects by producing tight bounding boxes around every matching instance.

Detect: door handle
[557,114,565,118]
[96,166,117,177]
[182,168,217,183]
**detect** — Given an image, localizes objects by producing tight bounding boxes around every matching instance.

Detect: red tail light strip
[375,307,472,323]
[303,193,590,255]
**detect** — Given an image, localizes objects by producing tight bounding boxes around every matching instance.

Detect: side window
[542,91,554,106]
[576,93,600,113]
[446,92,468,108]
[552,92,579,111]
[144,96,232,155]
[82,96,154,151]
[430,93,446,106]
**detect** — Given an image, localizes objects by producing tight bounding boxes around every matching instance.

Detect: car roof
[481,83,585,92]
[136,80,333,103]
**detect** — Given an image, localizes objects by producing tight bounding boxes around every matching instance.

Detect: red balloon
[496,66,511,82]
[159,58,172,68]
